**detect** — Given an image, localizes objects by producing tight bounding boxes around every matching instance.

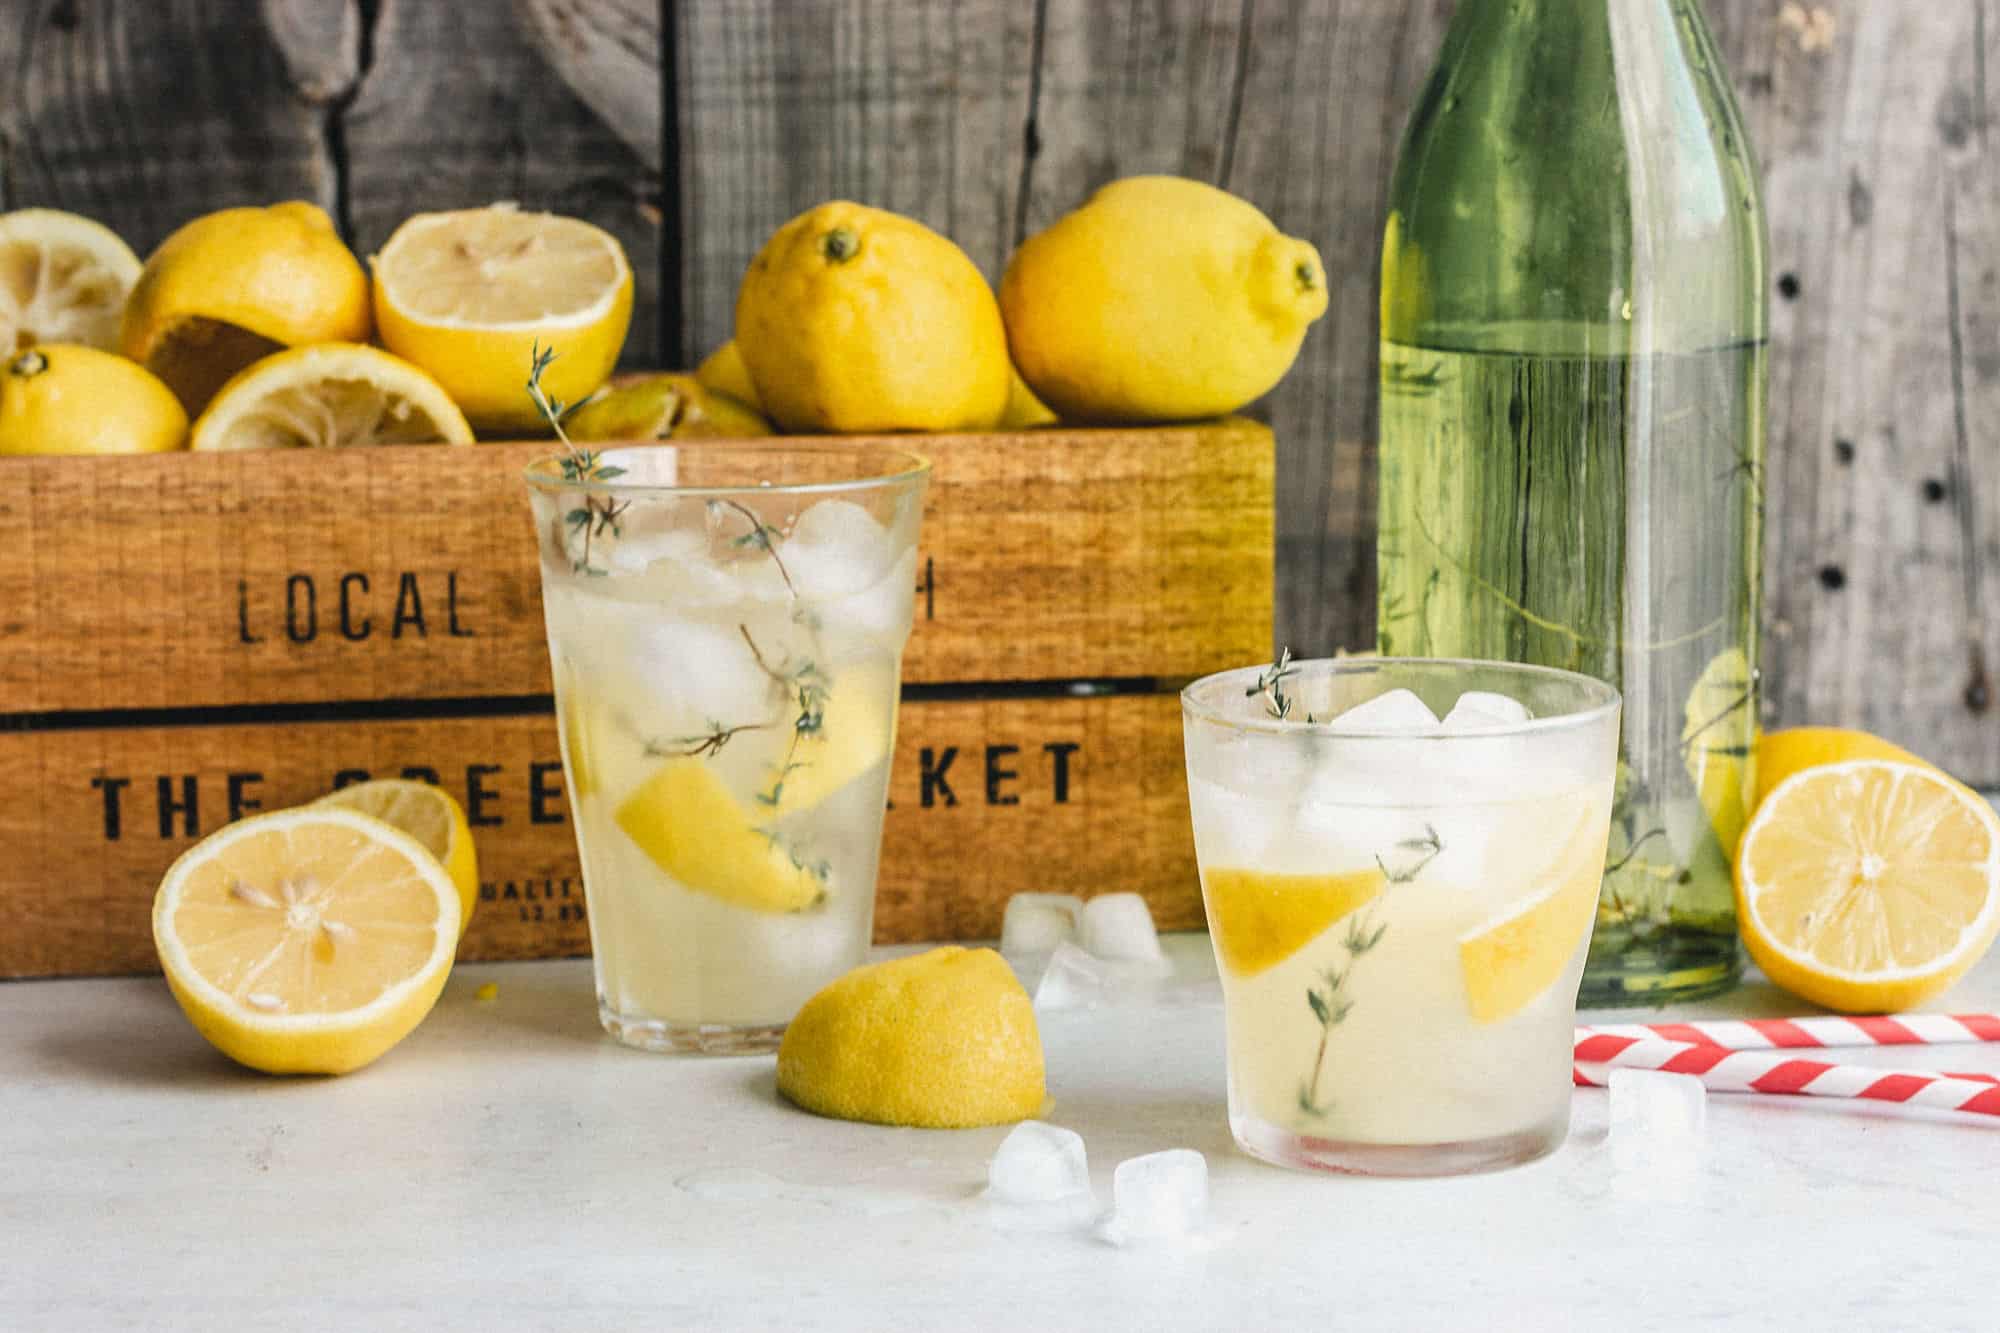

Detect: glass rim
[522,441,932,499]
[1180,655,1622,740]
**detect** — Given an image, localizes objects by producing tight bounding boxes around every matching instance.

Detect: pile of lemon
[0,176,1326,458]
[0,199,643,455]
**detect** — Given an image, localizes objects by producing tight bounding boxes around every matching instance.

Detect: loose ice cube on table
[1001,893,1084,958]
[1080,893,1163,962]
[1441,689,1532,731]
[1609,1069,1707,1174]
[1100,1150,1208,1246]
[986,1121,1091,1204]
[1327,687,1440,733]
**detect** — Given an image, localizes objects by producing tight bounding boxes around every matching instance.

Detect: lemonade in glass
[525,443,928,1054]
[1182,657,1619,1175]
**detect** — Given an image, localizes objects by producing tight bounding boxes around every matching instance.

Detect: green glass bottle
[1377,0,1766,1004]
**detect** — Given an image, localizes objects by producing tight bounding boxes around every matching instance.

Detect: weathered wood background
[1,0,1995,786]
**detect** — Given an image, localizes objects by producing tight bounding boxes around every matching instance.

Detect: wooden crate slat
[0,692,1199,980]
[0,423,1272,711]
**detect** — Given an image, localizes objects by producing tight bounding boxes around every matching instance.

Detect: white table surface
[3,936,1995,1332]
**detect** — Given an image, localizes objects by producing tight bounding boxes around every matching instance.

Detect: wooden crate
[0,422,1273,978]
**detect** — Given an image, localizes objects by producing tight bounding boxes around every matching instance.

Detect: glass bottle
[1376,0,1766,1004]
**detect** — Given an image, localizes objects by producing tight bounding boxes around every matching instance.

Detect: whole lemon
[1001,176,1327,422]
[736,202,1010,433]
[121,201,371,416]
[776,946,1045,1129]
[0,344,187,455]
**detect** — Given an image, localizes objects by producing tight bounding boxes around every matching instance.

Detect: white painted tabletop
[3,936,1995,1332]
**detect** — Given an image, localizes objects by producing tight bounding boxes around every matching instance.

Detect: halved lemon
[615,758,828,914]
[1752,726,1925,812]
[0,208,142,352]
[371,203,633,434]
[189,342,473,450]
[1735,759,2000,1013]
[1458,813,1608,1024]
[152,806,462,1074]
[1201,867,1384,978]
[317,779,479,938]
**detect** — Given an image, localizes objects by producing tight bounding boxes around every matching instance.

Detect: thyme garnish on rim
[531,342,627,576]
[1249,647,1300,720]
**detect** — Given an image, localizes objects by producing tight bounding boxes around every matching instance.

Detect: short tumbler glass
[1182,657,1620,1175]
[526,444,929,1054]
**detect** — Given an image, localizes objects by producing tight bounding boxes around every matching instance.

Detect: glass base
[599,1000,785,1055]
[1232,1108,1567,1177]
[1579,923,1742,1008]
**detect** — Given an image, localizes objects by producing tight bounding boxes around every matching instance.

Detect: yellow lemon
[1201,867,1384,978]
[190,343,473,450]
[777,946,1045,1128]
[151,806,461,1075]
[121,201,371,416]
[694,338,762,412]
[997,363,1058,429]
[735,201,1009,433]
[1753,726,1926,812]
[1735,759,2000,1013]
[317,779,480,940]
[0,208,142,352]
[615,758,828,914]
[1681,647,1758,860]
[1000,175,1327,422]
[566,372,772,441]
[371,204,633,435]
[0,344,186,455]
[1458,812,1609,1024]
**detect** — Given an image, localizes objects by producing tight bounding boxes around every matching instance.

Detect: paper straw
[1574,1036,2000,1118]
[1576,1013,2000,1052]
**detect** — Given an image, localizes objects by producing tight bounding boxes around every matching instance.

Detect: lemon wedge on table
[317,778,480,939]
[121,201,371,416]
[151,806,461,1075]
[372,203,633,435]
[0,344,186,455]
[0,207,142,352]
[189,343,473,449]
[1736,759,2000,1013]
[1201,867,1385,978]
[777,947,1045,1129]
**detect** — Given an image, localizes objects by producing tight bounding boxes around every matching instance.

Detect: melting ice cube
[1440,689,1532,732]
[985,1121,1091,1205]
[1001,893,1084,958]
[1080,893,1163,962]
[1327,687,1440,734]
[1099,1149,1208,1246]
[782,499,896,602]
[1609,1069,1707,1177]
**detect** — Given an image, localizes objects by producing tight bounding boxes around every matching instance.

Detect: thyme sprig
[531,342,628,576]
[1375,823,1443,884]
[710,498,797,596]
[1249,647,1299,720]
[1298,906,1391,1117]
[740,624,830,810]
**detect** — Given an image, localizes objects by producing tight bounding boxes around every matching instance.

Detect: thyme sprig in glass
[530,341,628,577]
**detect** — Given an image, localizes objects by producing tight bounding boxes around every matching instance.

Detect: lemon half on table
[317,778,480,938]
[152,806,462,1075]
[372,203,633,435]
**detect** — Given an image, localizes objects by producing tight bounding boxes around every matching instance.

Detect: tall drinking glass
[1182,657,1620,1175]
[525,444,929,1054]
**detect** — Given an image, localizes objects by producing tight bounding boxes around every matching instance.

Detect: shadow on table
[30,979,276,1091]
[438,962,606,1047]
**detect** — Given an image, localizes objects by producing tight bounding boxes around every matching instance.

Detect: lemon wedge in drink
[151,806,461,1074]
[1458,815,1608,1024]
[317,778,480,939]
[615,758,828,914]
[1201,867,1385,978]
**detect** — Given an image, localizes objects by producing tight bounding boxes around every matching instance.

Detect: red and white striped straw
[1576,1012,2000,1052]
[1574,1035,2000,1118]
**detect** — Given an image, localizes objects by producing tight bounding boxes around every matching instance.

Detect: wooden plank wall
[1,0,1995,786]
